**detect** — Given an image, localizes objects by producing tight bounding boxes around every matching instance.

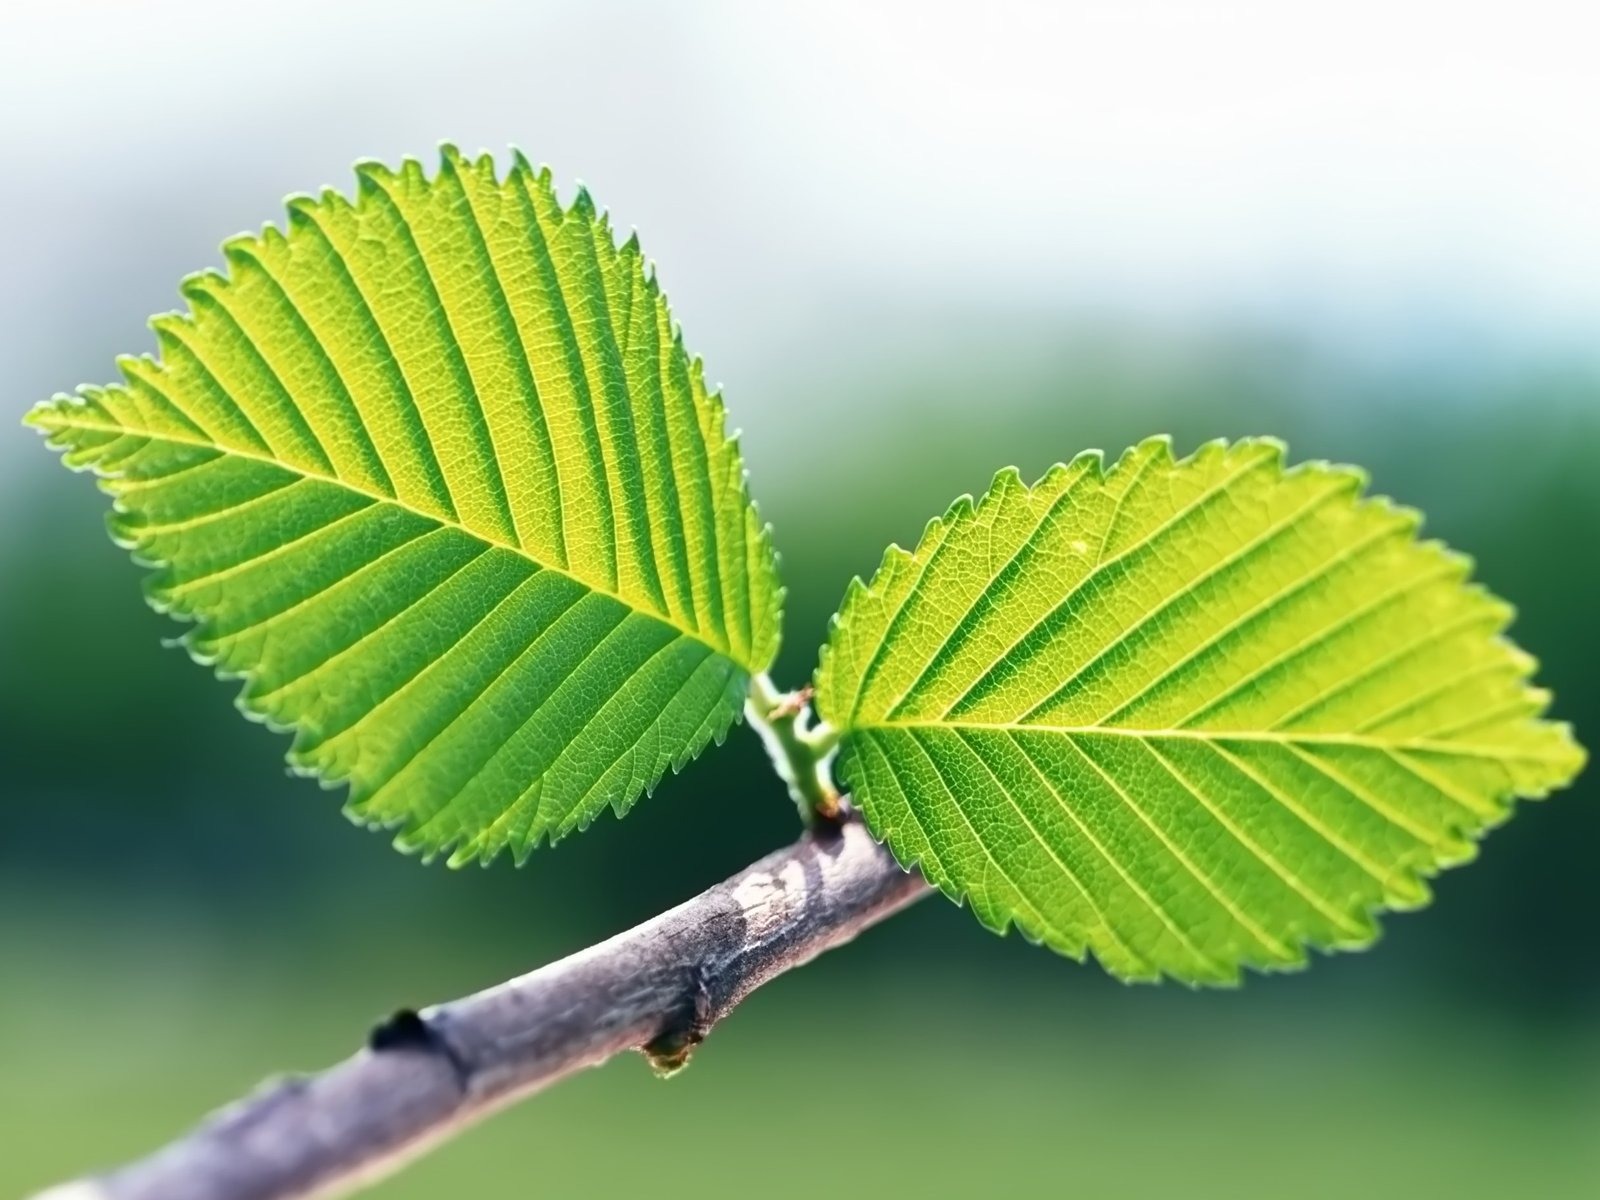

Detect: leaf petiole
[745,674,843,824]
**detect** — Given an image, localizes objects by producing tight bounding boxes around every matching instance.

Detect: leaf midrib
[41,410,743,667]
[848,718,1567,764]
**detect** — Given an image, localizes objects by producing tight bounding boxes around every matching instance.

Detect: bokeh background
[4,2,1598,1196]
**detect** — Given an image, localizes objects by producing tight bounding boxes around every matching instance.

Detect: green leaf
[29,147,782,866]
[815,437,1584,984]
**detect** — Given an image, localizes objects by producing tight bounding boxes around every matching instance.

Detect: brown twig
[35,814,928,1200]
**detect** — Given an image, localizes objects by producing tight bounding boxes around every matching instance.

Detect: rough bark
[34,814,928,1200]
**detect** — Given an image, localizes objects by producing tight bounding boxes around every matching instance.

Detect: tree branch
[35,813,928,1200]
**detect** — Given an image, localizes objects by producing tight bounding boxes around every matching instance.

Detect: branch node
[367,1008,470,1092]
[641,963,715,1078]
[811,792,853,832]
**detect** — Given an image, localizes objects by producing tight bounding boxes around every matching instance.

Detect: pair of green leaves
[31,149,1584,985]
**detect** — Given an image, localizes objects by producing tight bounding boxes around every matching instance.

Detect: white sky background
[3,0,1598,492]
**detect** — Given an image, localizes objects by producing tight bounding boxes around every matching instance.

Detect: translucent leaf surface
[816,438,1583,983]
[30,147,782,865]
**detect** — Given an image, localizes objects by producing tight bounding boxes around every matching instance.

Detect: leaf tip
[1556,722,1589,780]
[22,395,65,432]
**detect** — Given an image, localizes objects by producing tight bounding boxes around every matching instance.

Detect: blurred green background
[3,3,1597,1197]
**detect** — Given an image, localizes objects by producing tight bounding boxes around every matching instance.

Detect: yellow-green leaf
[29,147,782,865]
[816,437,1583,984]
